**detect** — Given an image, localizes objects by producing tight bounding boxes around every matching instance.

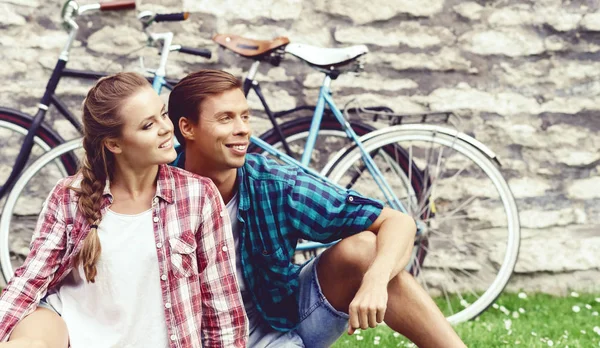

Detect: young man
[168,69,466,347]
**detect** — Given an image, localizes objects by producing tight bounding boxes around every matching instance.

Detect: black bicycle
[0,0,212,200]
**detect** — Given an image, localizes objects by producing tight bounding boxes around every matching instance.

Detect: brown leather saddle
[213,33,290,58]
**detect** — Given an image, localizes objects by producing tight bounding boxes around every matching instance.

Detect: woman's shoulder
[38,173,84,215]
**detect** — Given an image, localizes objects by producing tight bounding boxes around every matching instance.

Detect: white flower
[512,311,520,318]
[374,341,380,345]
[519,308,526,314]
[356,335,364,341]
[581,330,586,334]
[572,305,581,313]
[375,336,381,340]
[493,303,499,309]
[595,298,600,303]
[586,304,592,309]
[532,331,538,336]
[548,340,554,346]
[393,332,401,338]
[571,292,579,297]
[518,292,528,299]
[504,319,512,330]
[592,311,598,316]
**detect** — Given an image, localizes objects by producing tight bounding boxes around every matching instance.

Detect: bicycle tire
[0,138,83,284]
[0,107,80,189]
[325,125,520,324]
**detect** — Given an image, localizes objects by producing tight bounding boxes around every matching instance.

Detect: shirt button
[165,303,172,309]
[220,210,225,217]
[156,242,163,249]
[170,335,176,341]
[153,216,159,223]
[348,196,354,202]
[184,247,192,253]
[153,197,159,204]
[161,274,167,281]
[222,246,228,252]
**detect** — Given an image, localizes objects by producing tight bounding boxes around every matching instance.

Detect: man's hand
[347,274,389,335]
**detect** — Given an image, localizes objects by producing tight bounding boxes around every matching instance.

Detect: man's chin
[228,156,246,168]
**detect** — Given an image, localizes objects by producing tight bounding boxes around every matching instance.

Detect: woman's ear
[179,117,195,141]
[104,138,122,155]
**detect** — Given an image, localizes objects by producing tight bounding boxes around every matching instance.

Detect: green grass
[333,292,600,347]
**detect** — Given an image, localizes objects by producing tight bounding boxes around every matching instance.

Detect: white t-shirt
[46,208,169,348]
[226,193,246,293]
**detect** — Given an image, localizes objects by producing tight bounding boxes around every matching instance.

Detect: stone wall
[0,0,599,294]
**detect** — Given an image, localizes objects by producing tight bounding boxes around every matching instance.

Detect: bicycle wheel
[0,139,84,283]
[252,116,427,266]
[325,124,520,324]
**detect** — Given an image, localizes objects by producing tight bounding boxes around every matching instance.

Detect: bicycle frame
[247,74,406,213]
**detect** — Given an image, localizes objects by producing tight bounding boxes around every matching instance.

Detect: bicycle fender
[322,124,501,176]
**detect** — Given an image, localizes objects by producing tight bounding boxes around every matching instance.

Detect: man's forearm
[363,214,416,283]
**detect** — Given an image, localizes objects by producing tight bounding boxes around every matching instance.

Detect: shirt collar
[100,164,174,205]
[237,164,250,212]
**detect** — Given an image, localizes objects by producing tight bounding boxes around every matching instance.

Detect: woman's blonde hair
[76,72,150,282]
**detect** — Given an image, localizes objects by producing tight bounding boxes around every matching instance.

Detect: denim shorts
[248,254,349,347]
[294,254,349,347]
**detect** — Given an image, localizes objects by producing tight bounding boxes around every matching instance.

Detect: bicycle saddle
[212,33,290,58]
[284,43,368,69]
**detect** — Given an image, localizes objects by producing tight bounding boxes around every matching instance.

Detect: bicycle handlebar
[177,46,212,59]
[155,12,190,22]
[99,0,136,11]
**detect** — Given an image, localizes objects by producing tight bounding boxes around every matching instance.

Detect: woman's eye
[143,123,153,130]
[161,111,168,118]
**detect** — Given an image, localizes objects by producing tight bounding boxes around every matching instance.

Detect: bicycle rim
[0,139,84,283]
[326,127,520,324]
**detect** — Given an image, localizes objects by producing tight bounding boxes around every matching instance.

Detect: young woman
[0,72,247,348]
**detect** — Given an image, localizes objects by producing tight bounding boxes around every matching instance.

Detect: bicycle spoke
[407,145,414,216]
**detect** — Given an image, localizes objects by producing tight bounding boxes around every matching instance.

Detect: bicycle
[1,13,520,325]
[0,0,210,202]
[0,1,211,278]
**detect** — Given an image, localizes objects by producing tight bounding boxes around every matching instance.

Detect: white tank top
[46,208,169,348]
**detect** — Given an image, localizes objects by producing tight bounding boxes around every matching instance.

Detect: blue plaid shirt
[174,152,383,331]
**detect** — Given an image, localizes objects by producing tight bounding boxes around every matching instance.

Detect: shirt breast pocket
[168,231,199,278]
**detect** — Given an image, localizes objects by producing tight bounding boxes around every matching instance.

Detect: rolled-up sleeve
[287,169,383,243]
[0,181,68,341]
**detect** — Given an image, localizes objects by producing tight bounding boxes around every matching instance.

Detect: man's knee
[328,231,377,274]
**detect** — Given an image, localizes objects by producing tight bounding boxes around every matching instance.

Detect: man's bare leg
[0,307,68,348]
[317,231,465,348]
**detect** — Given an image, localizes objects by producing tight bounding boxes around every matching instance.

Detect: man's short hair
[168,69,242,144]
